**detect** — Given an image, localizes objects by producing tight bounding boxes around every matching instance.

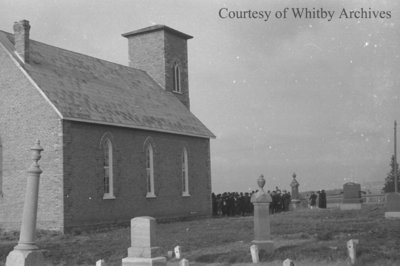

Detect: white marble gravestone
[122,217,166,266]
[174,245,182,259]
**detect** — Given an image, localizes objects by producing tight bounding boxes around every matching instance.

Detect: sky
[0,0,399,193]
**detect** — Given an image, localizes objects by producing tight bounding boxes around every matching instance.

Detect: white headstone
[179,258,189,266]
[122,217,167,266]
[250,244,259,263]
[174,246,182,259]
[96,259,106,266]
[347,239,359,265]
[167,250,174,258]
[283,258,295,266]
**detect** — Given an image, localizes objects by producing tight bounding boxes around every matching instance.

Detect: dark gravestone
[385,192,400,218]
[342,182,362,204]
[341,182,362,210]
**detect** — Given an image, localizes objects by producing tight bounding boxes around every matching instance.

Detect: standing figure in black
[309,192,317,209]
[320,189,327,208]
[212,193,217,216]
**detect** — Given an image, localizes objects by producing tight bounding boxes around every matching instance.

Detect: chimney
[13,20,30,63]
[122,25,192,110]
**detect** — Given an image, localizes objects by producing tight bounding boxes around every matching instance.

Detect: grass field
[1,205,400,266]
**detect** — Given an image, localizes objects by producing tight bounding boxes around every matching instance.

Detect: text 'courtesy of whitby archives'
[218,7,392,22]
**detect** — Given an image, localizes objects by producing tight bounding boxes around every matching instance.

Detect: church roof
[0,30,215,139]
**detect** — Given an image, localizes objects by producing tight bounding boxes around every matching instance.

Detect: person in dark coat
[309,192,317,209]
[282,191,291,211]
[320,189,327,208]
[244,192,251,215]
[212,193,216,215]
[317,190,323,208]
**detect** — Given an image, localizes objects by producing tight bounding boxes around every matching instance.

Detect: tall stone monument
[290,173,301,209]
[340,182,362,210]
[385,120,400,218]
[122,216,166,266]
[251,175,274,254]
[6,141,46,266]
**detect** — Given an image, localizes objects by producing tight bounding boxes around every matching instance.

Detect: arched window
[173,63,181,93]
[182,147,190,196]
[145,143,155,197]
[102,138,115,199]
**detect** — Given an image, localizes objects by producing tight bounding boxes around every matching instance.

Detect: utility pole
[395,120,398,193]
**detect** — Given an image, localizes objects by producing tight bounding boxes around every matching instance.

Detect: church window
[173,63,181,93]
[102,138,115,199]
[182,147,190,196]
[145,143,155,197]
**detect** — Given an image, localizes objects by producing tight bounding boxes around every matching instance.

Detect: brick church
[0,20,214,232]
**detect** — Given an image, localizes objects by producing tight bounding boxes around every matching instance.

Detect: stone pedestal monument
[6,141,46,266]
[290,173,301,209]
[340,182,362,210]
[251,175,274,254]
[122,216,166,266]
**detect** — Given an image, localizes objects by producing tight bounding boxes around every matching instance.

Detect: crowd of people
[212,188,329,216]
[269,189,292,213]
[211,187,293,216]
[211,192,253,216]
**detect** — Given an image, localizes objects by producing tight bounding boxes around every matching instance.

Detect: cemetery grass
[1,205,400,266]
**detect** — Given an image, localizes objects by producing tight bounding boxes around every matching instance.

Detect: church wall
[0,45,64,231]
[62,120,211,231]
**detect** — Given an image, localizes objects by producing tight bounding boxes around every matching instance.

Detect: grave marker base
[340,203,361,210]
[251,240,274,254]
[5,249,45,266]
[128,246,161,258]
[385,212,400,218]
[122,256,166,266]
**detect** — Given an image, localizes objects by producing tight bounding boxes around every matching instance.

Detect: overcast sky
[0,0,399,193]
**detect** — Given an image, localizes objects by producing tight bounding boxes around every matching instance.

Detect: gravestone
[347,239,359,265]
[283,258,295,266]
[174,245,181,259]
[340,182,362,210]
[167,250,174,258]
[179,259,189,266]
[96,259,107,266]
[122,217,166,266]
[250,244,259,263]
[251,175,274,254]
[385,192,400,218]
[290,173,301,209]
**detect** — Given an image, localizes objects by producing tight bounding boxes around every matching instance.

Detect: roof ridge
[32,39,146,75]
[0,29,147,76]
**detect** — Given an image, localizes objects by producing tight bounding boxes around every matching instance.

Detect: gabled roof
[0,30,215,139]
